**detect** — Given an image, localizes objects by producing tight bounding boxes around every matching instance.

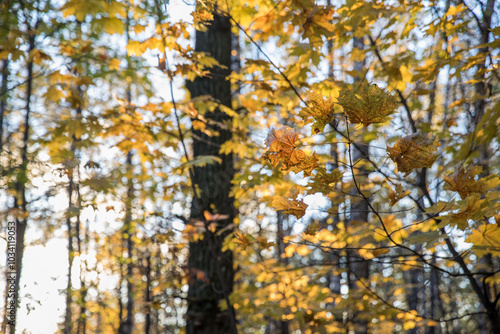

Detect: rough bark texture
[185,12,236,334]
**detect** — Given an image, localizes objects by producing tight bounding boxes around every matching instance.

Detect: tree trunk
[0,58,8,154]
[122,151,135,334]
[8,32,35,334]
[349,36,369,334]
[117,244,124,333]
[120,13,135,334]
[469,1,500,331]
[63,168,75,334]
[144,253,152,334]
[349,142,369,334]
[185,11,237,334]
[76,197,87,334]
[1,57,10,334]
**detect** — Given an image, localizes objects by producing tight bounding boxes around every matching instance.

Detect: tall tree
[184,7,237,334]
[9,1,43,332]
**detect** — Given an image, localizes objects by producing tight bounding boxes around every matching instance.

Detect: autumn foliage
[1,0,500,333]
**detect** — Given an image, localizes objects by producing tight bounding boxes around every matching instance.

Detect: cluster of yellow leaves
[262,127,318,176]
[61,0,126,24]
[337,84,398,127]
[387,133,439,176]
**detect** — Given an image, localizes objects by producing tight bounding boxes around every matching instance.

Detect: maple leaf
[466,224,500,259]
[337,84,398,127]
[444,166,500,199]
[265,127,299,152]
[444,166,485,199]
[307,165,343,194]
[437,194,486,230]
[387,133,439,176]
[299,92,338,134]
[289,153,320,176]
[388,184,410,206]
[262,127,309,172]
[272,196,308,219]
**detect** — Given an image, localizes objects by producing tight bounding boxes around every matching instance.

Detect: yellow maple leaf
[438,194,486,230]
[272,196,308,219]
[299,92,338,134]
[444,166,485,199]
[262,127,309,172]
[387,133,439,176]
[466,224,500,259]
[307,165,343,194]
[265,127,299,152]
[289,153,320,176]
[337,84,398,127]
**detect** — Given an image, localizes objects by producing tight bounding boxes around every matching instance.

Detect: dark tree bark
[185,11,237,334]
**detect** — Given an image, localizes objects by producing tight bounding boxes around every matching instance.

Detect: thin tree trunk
[266,212,289,334]
[348,142,369,334]
[76,188,87,334]
[144,253,152,334]
[185,10,237,334]
[0,58,8,154]
[63,166,75,334]
[117,243,124,333]
[326,0,342,309]
[349,36,369,334]
[1,57,10,334]
[9,31,36,334]
[122,151,135,334]
[153,242,161,334]
[427,255,441,334]
[121,12,135,331]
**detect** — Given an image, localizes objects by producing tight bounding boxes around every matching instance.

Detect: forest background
[0,0,499,333]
